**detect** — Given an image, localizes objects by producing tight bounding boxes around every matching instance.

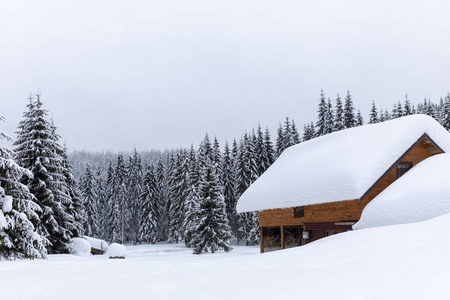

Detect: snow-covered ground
[3,214,450,300]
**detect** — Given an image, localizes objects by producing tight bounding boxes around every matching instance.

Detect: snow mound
[84,236,109,253]
[354,153,450,229]
[69,237,91,257]
[108,243,126,258]
[237,115,450,212]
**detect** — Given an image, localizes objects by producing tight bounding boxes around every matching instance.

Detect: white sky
[1,0,449,151]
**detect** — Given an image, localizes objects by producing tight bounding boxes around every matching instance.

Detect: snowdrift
[354,153,450,229]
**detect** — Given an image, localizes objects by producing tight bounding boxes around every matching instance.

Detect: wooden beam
[260,227,264,253]
[281,226,285,250]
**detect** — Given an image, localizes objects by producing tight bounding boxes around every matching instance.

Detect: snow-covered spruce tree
[212,137,223,183]
[222,141,237,236]
[404,95,413,116]
[198,133,213,168]
[235,134,259,245]
[315,89,327,136]
[356,110,364,126]
[81,165,98,237]
[378,109,385,122]
[391,103,399,119]
[396,101,404,118]
[425,100,437,120]
[183,177,200,248]
[94,166,107,239]
[0,115,47,259]
[190,159,232,254]
[324,98,334,134]
[291,120,300,144]
[383,109,391,121]
[155,158,169,241]
[282,117,295,149]
[168,150,189,243]
[254,125,269,177]
[275,124,284,157]
[264,127,275,166]
[343,90,356,128]
[369,101,379,124]
[334,94,345,131]
[60,145,84,238]
[302,122,315,141]
[104,161,119,242]
[14,94,73,254]
[114,154,129,244]
[442,93,450,131]
[138,164,158,244]
[126,149,143,244]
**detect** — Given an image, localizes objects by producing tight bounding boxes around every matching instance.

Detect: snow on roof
[237,115,450,213]
[353,153,450,230]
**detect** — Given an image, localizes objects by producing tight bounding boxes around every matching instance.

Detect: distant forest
[71,90,450,248]
[2,90,449,259]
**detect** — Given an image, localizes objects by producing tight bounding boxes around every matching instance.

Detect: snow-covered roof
[353,153,450,230]
[237,115,450,213]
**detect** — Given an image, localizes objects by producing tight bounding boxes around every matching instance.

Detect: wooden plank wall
[259,139,440,228]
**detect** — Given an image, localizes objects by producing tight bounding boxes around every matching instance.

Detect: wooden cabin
[236,115,450,253]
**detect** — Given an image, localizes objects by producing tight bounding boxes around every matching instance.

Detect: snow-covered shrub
[108,243,126,259]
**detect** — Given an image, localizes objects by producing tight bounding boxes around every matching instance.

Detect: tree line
[1,90,450,259]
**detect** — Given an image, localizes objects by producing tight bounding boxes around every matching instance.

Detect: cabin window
[294,206,304,218]
[262,227,282,253]
[397,162,413,178]
[326,230,341,236]
[284,227,301,249]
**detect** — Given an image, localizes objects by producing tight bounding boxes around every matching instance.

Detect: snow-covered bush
[69,238,91,257]
[108,243,126,259]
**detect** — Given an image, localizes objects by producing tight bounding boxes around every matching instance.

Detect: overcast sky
[1,0,449,152]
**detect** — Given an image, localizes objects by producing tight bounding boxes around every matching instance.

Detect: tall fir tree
[138,164,158,244]
[356,110,364,126]
[235,134,259,245]
[94,166,107,239]
[324,98,334,134]
[334,94,345,131]
[105,161,120,242]
[127,149,143,244]
[156,158,169,241]
[343,90,356,128]
[14,94,74,254]
[61,145,84,238]
[0,115,47,259]
[264,128,275,166]
[275,124,284,157]
[111,155,128,243]
[254,125,270,177]
[222,141,237,236]
[291,121,301,144]
[168,150,189,243]
[369,101,379,124]
[315,89,327,136]
[190,159,232,254]
[302,122,315,141]
[81,165,98,237]
[404,95,413,116]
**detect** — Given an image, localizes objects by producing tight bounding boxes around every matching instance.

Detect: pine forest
[2,90,450,258]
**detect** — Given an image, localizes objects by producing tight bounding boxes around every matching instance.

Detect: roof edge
[359,133,444,201]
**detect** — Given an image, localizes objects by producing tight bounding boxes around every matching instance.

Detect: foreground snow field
[3,214,450,300]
